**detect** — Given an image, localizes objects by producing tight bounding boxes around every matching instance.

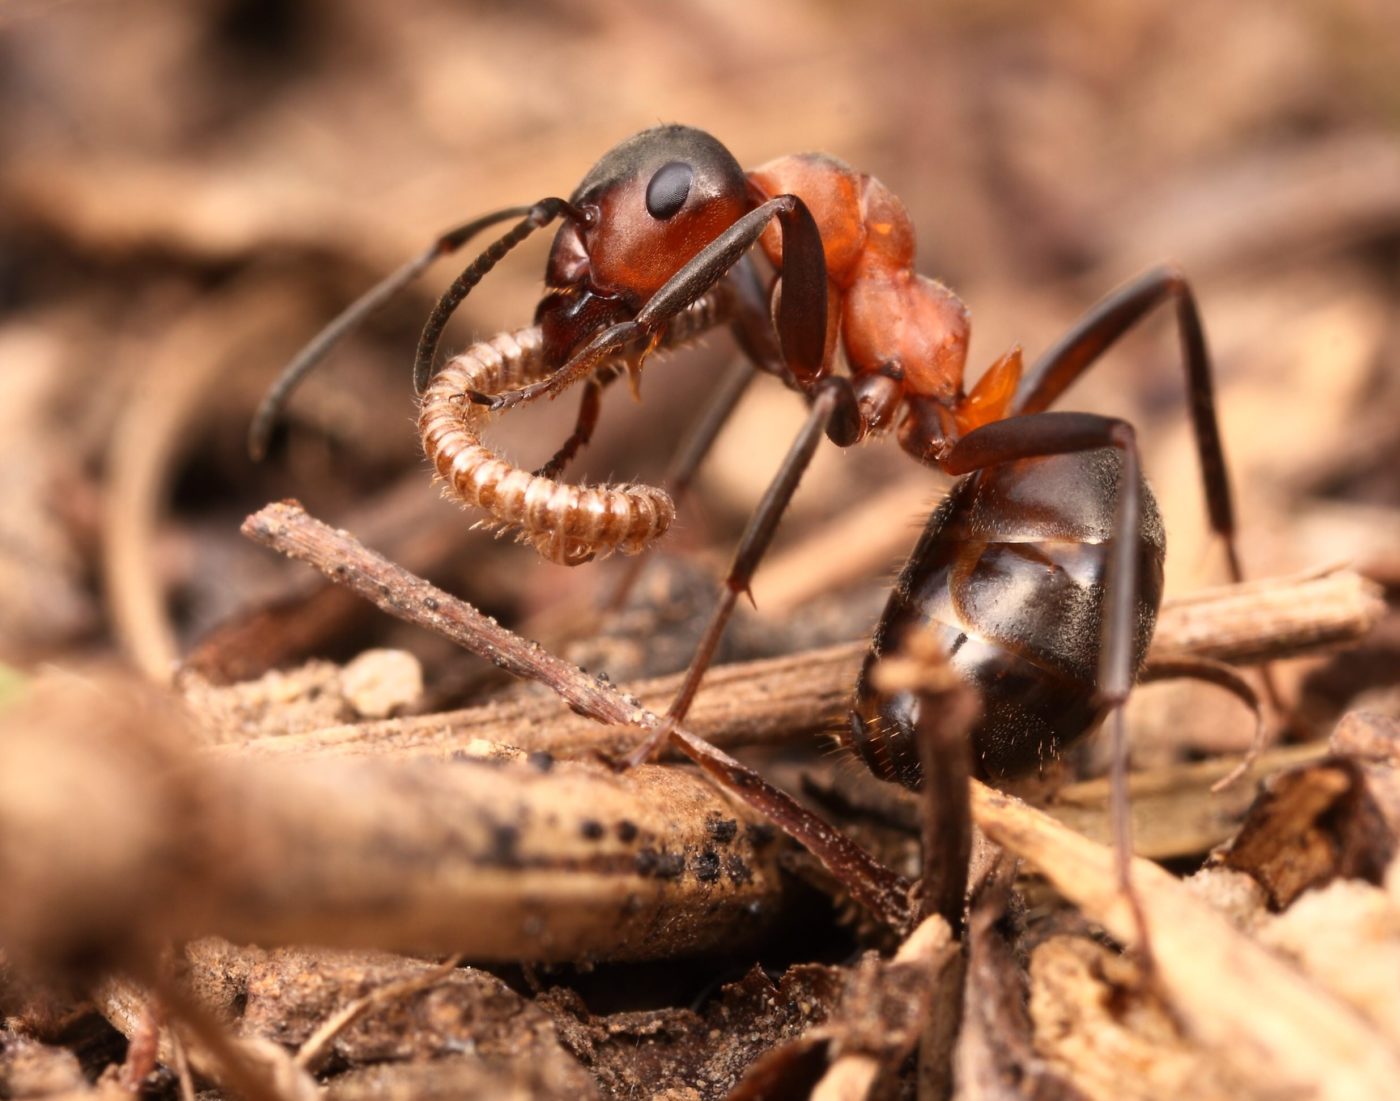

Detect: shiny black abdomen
[850,448,1165,785]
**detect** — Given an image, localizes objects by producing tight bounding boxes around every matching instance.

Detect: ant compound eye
[645,161,693,220]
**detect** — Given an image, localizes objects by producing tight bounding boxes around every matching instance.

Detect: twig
[242,501,651,730]
[170,1029,196,1101]
[1048,741,1328,859]
[0,671,798,967]
[139,963,304,1101]
[186,470,515,685]
[104,282,310,682]
[242,500,914,932]
[969,781,1400,1101]
[1151,563,1384,665]
[239,501,1382,936]
[181,750,794,962]
[215,560,1382,766]
[295,955,464,1074]
[810,916,958,1101]
[870,633,978,935]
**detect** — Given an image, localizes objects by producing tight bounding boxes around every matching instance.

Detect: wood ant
[252,124,1265,935]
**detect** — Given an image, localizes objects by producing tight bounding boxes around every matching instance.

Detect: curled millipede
[419,293,729,566]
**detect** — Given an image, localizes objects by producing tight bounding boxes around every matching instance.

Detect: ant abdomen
[849,449,1166,785]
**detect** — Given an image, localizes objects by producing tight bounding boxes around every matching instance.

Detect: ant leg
[1014,266,1242,579]
[946,411,1155,961]
[531,370,619,480]
[604,255,775,611]
[621,378,860,767]
[1016,266,1288,723]
[662,356,760,501]
[249,204,549,460]
[1137,656,1266,791]
[467,194,830,412]
[603,355,757,612]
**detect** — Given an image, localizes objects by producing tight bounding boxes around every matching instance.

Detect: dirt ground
[1,2,1398,1099]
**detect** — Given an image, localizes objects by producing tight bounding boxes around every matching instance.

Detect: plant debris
[3,3,1399,1099]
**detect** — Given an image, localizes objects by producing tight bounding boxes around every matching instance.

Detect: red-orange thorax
[747,154,973,408]
[748,153,1022,467]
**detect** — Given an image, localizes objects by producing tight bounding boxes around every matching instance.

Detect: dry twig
[223,513,1380,766]
[970,781,1400,1101]
[241,499,913,930]
[294,955,465,1074]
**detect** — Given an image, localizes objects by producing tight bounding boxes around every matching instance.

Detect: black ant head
[537,125,752,363]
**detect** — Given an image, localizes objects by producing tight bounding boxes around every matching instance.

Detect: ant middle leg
[603,257,775,612]
[602,355,758,613]
[1136,656,1266,791]
[531,371,614,480]
[621,377,862,768]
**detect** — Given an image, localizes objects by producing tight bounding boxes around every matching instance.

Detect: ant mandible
[252,125,1260,887]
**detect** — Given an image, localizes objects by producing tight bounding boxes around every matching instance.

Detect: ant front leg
[621,377,863,768]
[944,411,1155,962]
[603,258,775,613]
[531,370,615,480]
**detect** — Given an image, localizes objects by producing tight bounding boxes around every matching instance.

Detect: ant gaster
[253,124,1261,904]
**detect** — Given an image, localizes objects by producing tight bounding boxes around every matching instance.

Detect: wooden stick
[0,686,790,965]
[294,955,465,1073]
[241,501,653,731]
[1151,562,1383,665]
[810,916,958,1101]
[969,780,1400,1101]
[226,512,1381,765]
[239,501,915,932]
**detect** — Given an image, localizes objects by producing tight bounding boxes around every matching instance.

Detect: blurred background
[2,0,1397,740]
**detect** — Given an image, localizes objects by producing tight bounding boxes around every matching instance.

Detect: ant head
[544,125,752,306]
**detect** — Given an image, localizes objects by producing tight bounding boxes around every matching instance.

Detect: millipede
[417,291,728,565]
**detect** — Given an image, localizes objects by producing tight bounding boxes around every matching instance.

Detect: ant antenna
[413,197,587,393]
[248,204,553,461]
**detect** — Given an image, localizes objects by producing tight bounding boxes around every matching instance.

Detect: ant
[252,124,1267,937]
